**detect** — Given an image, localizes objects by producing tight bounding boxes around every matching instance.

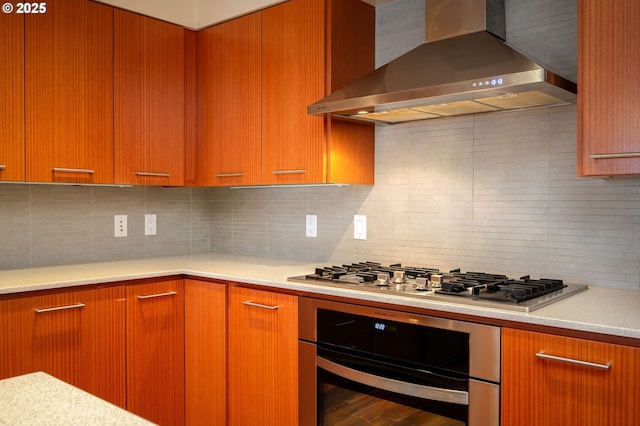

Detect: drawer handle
[135,172,171,178]
[536,351,611,370]
[0,165,6,170]
[590,152,640,159]
[137,291,178,300]
[272,169,306,175]
[35,303,86,313]
[216,173,245,177]
[242,300,279,310]
[52,167,95,174]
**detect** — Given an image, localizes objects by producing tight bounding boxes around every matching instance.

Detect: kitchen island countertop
[0,372,154,425]
[0,253,638,341]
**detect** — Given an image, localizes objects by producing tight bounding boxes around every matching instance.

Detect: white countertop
[0,372,154,425]
[1,254,639,341]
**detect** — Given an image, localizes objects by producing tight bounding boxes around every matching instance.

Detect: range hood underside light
[346,90,571,124]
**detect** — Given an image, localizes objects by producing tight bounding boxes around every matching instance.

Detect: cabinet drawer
[502,328,640,426]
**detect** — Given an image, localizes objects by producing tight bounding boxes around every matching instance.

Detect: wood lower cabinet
[184,279,227,425]
[578,0,640,176]
[126,279,185,426]
[0,286,126,407]
[229,286,298,425]
[502,328,640,426]
[0,12,25,182]
[114,10,186,186]
[25,0,114,184]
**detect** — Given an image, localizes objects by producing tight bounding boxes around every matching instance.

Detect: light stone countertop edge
[0,253,638,341]
[0,372,155,426]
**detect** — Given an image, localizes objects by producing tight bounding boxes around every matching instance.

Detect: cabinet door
[578,0,640,176]
[126,279,184,426]
[261,0,326,184]
[0,12,25,182]
[502,328,640,426]
[326,0,375,185]
[114,10,185,186]
[0,286,126,407]
[229,286,298,425]
[25,0,113,184]
[185,279,227,425]
[196,13,262,186]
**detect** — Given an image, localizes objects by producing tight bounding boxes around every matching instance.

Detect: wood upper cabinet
[185,279,227,425]
[261,0,326,184]
[261,0,375,185]
[114,10,185,186]
[0,286,126,408]
[502,328,640,426]
[195,13,262,186]
[578,0,640,176]
[229,286,298,425]
[195,0,374,187]
[126,279,185,426]
[25,0,114,184]
[0,12,25,182]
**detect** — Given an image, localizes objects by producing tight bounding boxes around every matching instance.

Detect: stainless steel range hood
[308,0,577,125]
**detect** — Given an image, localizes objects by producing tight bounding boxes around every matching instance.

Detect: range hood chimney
[308,0,577,125]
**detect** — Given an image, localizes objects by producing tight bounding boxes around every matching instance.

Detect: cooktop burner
[288,262,588,312]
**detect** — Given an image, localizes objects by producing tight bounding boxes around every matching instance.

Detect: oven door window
[318,368,467,425]
[316,346,468,425]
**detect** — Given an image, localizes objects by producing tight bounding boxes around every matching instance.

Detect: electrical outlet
[354,215,366,240]
[145,214,157,236]
[114,215,127,238]
[306,214,317,238]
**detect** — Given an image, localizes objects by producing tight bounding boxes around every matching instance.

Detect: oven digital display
[374,321,397,333]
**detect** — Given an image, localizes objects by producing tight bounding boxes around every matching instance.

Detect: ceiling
[96,0,397,30]
[95,0,286,30]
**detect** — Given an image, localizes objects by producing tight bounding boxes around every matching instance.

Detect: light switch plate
[354,215,366,240]
[145,214,157,236]
[306,214,317,238]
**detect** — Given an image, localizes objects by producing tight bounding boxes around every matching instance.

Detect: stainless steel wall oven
[299,298,501,425]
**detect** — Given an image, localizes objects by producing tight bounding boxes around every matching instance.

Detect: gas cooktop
[287,262,588,312]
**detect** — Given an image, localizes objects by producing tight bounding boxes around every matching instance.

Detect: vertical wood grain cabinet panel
[185,279,227,425]
[261,0,326,184]
[0,286,126,408]
[0,12,25,182]
[114,10,185,186]
[229,286,298,425]
[578,0,640,176]
[196,13,262,186]
[326,0,375,185]
[502,328,640,426]
[25,0,114,184]
[126,279,185,426]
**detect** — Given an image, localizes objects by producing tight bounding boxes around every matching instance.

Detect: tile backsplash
[1,0,639,291]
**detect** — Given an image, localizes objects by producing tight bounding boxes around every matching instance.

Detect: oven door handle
[317,356,469,406]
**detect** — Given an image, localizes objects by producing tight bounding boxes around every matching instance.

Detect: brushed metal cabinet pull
[135,172,171,177]
[0,165,6,170]
[590,152,640,159]
[272,169,306,175]
[137,291,178,300]
[216,173,245,177]
[536,351,611,370]
[52,167,95,174]
[242,300,280,310]
[35,303,86,313]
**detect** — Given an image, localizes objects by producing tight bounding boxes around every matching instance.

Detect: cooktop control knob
[429,274,443,289]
